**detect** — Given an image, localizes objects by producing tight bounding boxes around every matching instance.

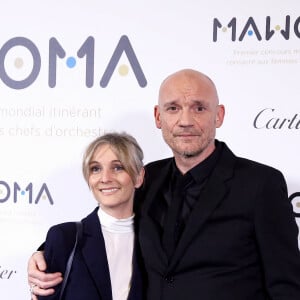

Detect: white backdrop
[1,1,299,298]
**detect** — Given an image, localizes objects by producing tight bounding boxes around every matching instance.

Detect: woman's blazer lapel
[81,207,144,300]
[81,208,113,300]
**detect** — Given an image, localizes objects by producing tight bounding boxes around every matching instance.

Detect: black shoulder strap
[58,221,83,300]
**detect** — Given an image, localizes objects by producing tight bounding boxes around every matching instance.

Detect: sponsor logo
[0,265,17,279]
[290,192,300,218]
[213,15,300,42]
[253,108,300,129]
[0,35,147,89]
[0,181,54,204]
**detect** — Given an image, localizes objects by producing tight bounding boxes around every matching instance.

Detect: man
[28,69,300,299]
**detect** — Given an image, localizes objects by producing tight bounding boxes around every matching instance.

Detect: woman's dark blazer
[38,207,145,300]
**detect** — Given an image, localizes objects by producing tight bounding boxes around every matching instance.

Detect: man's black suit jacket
[136,141,300,300]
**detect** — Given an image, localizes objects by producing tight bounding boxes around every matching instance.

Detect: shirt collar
[98,206,134,233]
[172,140,223,184]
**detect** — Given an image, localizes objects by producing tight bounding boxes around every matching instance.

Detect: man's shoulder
[145,157,172,169]
[144,157,173,177]
[235,155,284,180]
[221,141,283,176]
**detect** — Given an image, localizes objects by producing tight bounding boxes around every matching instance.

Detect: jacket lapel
[145,159,172,227]
[127,236,145,300]
[139,160,174,269]
[81,208,113,300]
[168,144,236,271]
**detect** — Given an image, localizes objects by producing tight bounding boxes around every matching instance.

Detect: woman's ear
[135,168,145,188]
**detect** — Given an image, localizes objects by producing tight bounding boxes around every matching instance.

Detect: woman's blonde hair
[82,132,144,184]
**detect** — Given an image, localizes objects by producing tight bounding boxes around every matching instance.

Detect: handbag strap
[58,221,83,300]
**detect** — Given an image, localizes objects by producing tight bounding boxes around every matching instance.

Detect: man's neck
[174,143,216,174]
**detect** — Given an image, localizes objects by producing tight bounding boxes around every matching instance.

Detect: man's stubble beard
[172,136,214,160]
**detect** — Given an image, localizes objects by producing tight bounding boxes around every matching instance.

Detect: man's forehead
[161,77,212,97]
[159,71,218,104]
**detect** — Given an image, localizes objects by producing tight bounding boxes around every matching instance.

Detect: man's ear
[216,104,225,128]
[154,105,162,129]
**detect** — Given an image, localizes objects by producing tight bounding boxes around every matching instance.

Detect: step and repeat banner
[1,0,299,298]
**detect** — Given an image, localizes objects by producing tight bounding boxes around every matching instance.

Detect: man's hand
[27,251,63,299]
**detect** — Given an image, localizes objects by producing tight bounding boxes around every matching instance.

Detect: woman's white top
[98,207,135,300]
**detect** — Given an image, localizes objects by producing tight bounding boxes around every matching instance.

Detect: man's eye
[167,106,178,111]
[196,106,205,112]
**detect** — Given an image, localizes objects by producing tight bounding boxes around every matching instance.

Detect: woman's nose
[99,169,112,183]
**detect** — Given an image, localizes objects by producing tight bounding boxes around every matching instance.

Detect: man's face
[154,71,224,162]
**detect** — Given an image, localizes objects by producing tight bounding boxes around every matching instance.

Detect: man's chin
[182,152,199,158]
[182,153,197,158]
[179,149,202,158]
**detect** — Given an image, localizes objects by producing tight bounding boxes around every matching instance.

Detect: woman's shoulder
[44,222,80,273]
[44,222,78,256]
[47,222,78,240]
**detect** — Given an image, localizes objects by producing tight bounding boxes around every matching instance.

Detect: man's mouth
[175,133,199,137]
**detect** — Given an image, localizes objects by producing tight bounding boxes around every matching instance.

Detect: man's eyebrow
[190,99,206,105]
[162,100,179,107]
[161,99,207,108]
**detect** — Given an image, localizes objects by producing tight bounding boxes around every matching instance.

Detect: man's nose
[178,109,193,126]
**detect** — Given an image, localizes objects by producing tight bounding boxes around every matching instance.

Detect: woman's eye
[90,166,101,173]
[113,165,124,171]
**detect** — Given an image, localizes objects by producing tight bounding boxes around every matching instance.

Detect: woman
[38,132,145,300]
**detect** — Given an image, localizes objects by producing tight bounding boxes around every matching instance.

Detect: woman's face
[88,144,143,219]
